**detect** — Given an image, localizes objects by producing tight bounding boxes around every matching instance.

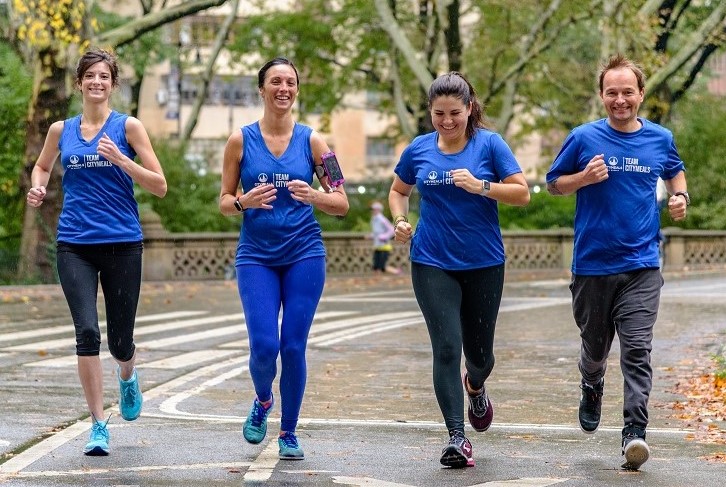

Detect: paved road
[1,273,725,486]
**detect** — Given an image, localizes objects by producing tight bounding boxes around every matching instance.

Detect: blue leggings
[236,257,326,432]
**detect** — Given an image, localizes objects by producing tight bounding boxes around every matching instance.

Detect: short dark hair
[258,57,299,89]
[598,54,646,93]
[428,72,488,138]
[75,48,119,87]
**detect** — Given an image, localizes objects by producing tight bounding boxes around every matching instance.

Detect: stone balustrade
[141,210,726,280]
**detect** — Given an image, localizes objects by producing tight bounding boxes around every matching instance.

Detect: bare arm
[96,117,167,198]
[26,121,63,208]
[388,175,414,243]
[289,131,348,217]
[547,154,608,196]
[450,169,530,206]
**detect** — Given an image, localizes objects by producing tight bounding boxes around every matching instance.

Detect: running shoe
[118,367,143,421]
[621,424,650,470]
[83,415,110,456]
[463,372,493,432]
[243,395,274,444]
[440,430,474,468]
[579,377,604,434]
[278,431,305,460]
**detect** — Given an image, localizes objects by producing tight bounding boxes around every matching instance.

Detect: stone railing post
[662,227,685,271]
[140,206,174,281]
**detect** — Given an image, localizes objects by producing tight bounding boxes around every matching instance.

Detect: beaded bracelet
[393,215,408,227]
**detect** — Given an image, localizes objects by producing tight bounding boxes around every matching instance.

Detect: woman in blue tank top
[219,57,349,460]
[389,72,530,468]
[26,48,167,457]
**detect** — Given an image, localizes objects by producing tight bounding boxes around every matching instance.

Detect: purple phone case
[321,151,345,187]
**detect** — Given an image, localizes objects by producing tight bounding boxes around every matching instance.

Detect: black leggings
[411,262,505,432]
[56,242,142,360]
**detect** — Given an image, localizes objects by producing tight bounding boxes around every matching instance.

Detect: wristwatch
[481,179,491,195]
[674,191,690,206]
[233,197,246,212]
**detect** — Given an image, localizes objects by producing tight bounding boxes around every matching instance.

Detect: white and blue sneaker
[118,368,142,421]
[83,416,110,456]
[278,431,304,460]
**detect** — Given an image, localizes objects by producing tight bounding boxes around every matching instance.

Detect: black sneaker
[463,373,493,432]
[578,378,604,433]
[621,424,649,470]
[440,430,475,468]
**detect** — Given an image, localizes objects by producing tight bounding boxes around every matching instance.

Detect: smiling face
[430,95,472,146]
[78,61,114,104]
[599,67,644,132]
[259,64,299,113]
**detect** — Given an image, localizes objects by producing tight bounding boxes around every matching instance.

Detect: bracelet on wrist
[393,215,408,227]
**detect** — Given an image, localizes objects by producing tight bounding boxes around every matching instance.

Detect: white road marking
[470,479,568,487]
[243,438,280,482]
[0,311,207,345]
[8,462,251,479]
[6,312,243,352]
[333,477,417,486]
[142,349,239,369]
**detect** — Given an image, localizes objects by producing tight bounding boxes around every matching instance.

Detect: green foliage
[229,0,393,126]
[0,42,32,283]
[499,190,575,230]
[136,140,239,233]
[666,91,726,230]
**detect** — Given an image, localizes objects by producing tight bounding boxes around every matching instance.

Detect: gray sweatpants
[570,269,663,428]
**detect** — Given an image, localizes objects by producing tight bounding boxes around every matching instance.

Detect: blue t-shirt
[57,111,141,244]
[394,128,523,270]
[546,118,685,276]
[235,122,325,266]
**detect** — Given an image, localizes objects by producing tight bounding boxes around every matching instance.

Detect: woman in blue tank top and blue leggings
[26,48,167,456]
[219,57,349,460]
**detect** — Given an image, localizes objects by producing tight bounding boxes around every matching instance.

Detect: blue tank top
[56,111,141,244]
[235,122,325,266]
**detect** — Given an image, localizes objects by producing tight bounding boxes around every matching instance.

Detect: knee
[109,341,135,362]
[75,324,101,356]
[434,343,459,367]
[279,340,306,362]
[251,338,280,365]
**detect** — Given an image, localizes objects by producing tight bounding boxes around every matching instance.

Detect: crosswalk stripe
[142,350,240,369]
[0,311,207,345]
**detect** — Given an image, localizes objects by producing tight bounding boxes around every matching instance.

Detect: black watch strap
[233,197,246,212]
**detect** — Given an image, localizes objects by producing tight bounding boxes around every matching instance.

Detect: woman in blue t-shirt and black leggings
[26,48,167,456]
[219,57,348,461]
[389,72,530,468]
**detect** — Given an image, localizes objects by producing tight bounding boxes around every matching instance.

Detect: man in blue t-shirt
[546,54,689,471]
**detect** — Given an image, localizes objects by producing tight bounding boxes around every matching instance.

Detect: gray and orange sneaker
[463,373,493,432]
[440,430,475,468]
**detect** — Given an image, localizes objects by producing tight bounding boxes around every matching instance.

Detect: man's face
[599,67,644,129]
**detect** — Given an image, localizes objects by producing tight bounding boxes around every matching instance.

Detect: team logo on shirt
[605,155,650,174]
[423,170,454,186]
[84,154,112,168]
[258,173,269,183]
[273,173,290,188]
[67,154,84,169]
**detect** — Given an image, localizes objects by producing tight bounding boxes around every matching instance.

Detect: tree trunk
[18,54,70,282]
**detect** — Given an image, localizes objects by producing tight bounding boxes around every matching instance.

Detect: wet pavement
[1,270,725,486]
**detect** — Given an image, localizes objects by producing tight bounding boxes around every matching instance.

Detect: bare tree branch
[645,0,726,95]
[182,0,241,141]
[373,0,433,92]
[96,0,228,48]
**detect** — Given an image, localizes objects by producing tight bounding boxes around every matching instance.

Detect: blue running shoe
[243,395,274,444]
[118,368,142,421]
[83,416,110,456]
[278,431,304,460]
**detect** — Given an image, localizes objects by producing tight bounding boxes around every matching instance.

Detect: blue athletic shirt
[546,118,685,276]
[235,122,325,266]
[57,111,141,244]
[394,128,523,270]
